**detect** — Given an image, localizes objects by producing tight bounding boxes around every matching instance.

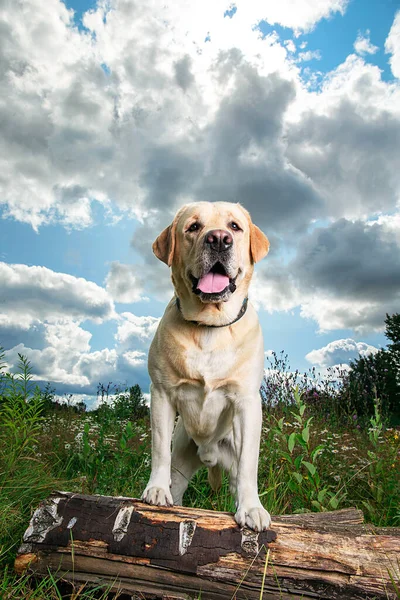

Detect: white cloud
[306,338,379,367]
[253,213,400,333]
[122,350,147,367]
[0,0,349,231]
[105,262,147,303]
[370,212,400,245]
[3,319,149,393]
[0,0,116,230]
[299,295,398,334]
[250,268,299,313]
[385,10,400,79]
[3,321,115,387]
[297,49,322,62]
[0,262,115,326]
[354,30,378,56]
[2,0,400,361]
[285,40,296,53]
[44,321,91,354]
[253,0,349,34]
[116,312,160,345]
[75,348,118,382]
[287,56,400,221]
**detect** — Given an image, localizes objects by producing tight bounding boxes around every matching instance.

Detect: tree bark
[15,492,400,599]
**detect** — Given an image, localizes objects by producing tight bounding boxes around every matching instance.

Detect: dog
[141,201,271,532]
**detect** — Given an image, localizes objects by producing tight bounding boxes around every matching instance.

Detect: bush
[0,350,60,567]
[341,314,400,424]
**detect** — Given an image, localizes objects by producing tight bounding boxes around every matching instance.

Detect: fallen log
[15,492,400,599]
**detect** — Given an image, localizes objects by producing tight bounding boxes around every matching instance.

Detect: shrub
[342,314,400,424]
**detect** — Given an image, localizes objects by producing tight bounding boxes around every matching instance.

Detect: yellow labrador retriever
[142,201,271,531]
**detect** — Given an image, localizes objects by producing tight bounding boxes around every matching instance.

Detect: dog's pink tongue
[197,272,229,293]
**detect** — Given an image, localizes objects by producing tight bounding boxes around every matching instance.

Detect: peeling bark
[15,492,400,599]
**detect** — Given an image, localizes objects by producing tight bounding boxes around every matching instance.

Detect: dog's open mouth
[190,262,236,297]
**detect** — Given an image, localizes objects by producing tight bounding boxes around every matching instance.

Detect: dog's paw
[235,504,271,532]
[141,485,173,507]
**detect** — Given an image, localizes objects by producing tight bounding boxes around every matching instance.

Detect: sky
[1,0,400,408]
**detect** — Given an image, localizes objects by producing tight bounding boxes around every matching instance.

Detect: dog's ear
[153,206,188,266]
[250,223,270,263]
[236,203,270,263]
[152,220,177,267]
[250,224,270,263]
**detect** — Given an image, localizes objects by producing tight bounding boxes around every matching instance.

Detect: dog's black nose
[205,229,233,253]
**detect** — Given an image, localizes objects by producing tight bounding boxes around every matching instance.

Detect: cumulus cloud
[2,0,400,389]
[354,30,378,56]
[1,0,398,244]
[306,338,379,367]
[0,0,116,230]
[0,0,345,234]
[122,350,147,367]
[0,262,116,327]
[299,296,396,334]
[293,219,400,302]
[194,65,322,235]
[105,261,147,303]
[385,10,400,79]
[116,313,160,346]
[3,316,154,396]
[130,217,176,301]
[254,216,400,333]
[286,58,400,220]
[0,261,156,396]
[4,320,102,388]
[0,319,46,351]
[297,49,322,62]
[250,266,300,313]
[252,0,349,34]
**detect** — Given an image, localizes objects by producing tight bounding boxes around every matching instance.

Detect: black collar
[175,296,248,328]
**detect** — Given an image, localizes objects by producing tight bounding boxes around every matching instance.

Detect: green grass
[1,351,399,598]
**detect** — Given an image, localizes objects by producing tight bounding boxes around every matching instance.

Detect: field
[1,353,399,599]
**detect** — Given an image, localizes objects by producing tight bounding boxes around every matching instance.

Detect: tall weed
[0,350,60,566]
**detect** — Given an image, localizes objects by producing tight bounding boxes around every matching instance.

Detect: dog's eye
[230,222,241,231]
[187,222,201,232]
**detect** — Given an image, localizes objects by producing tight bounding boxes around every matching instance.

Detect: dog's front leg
[142,384,175,506]
[233,397,271,531]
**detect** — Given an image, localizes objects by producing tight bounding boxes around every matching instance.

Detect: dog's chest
[183,342,237,385]
[177,344,240,440]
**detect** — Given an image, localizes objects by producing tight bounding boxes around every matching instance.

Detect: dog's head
[153,202,269,304]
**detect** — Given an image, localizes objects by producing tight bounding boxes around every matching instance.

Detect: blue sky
[258,0,399,80]
[1,0,400,407]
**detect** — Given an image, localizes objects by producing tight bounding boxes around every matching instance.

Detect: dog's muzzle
[190,229,237,301]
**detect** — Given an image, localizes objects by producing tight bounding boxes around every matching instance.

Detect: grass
[0,351,399,598]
